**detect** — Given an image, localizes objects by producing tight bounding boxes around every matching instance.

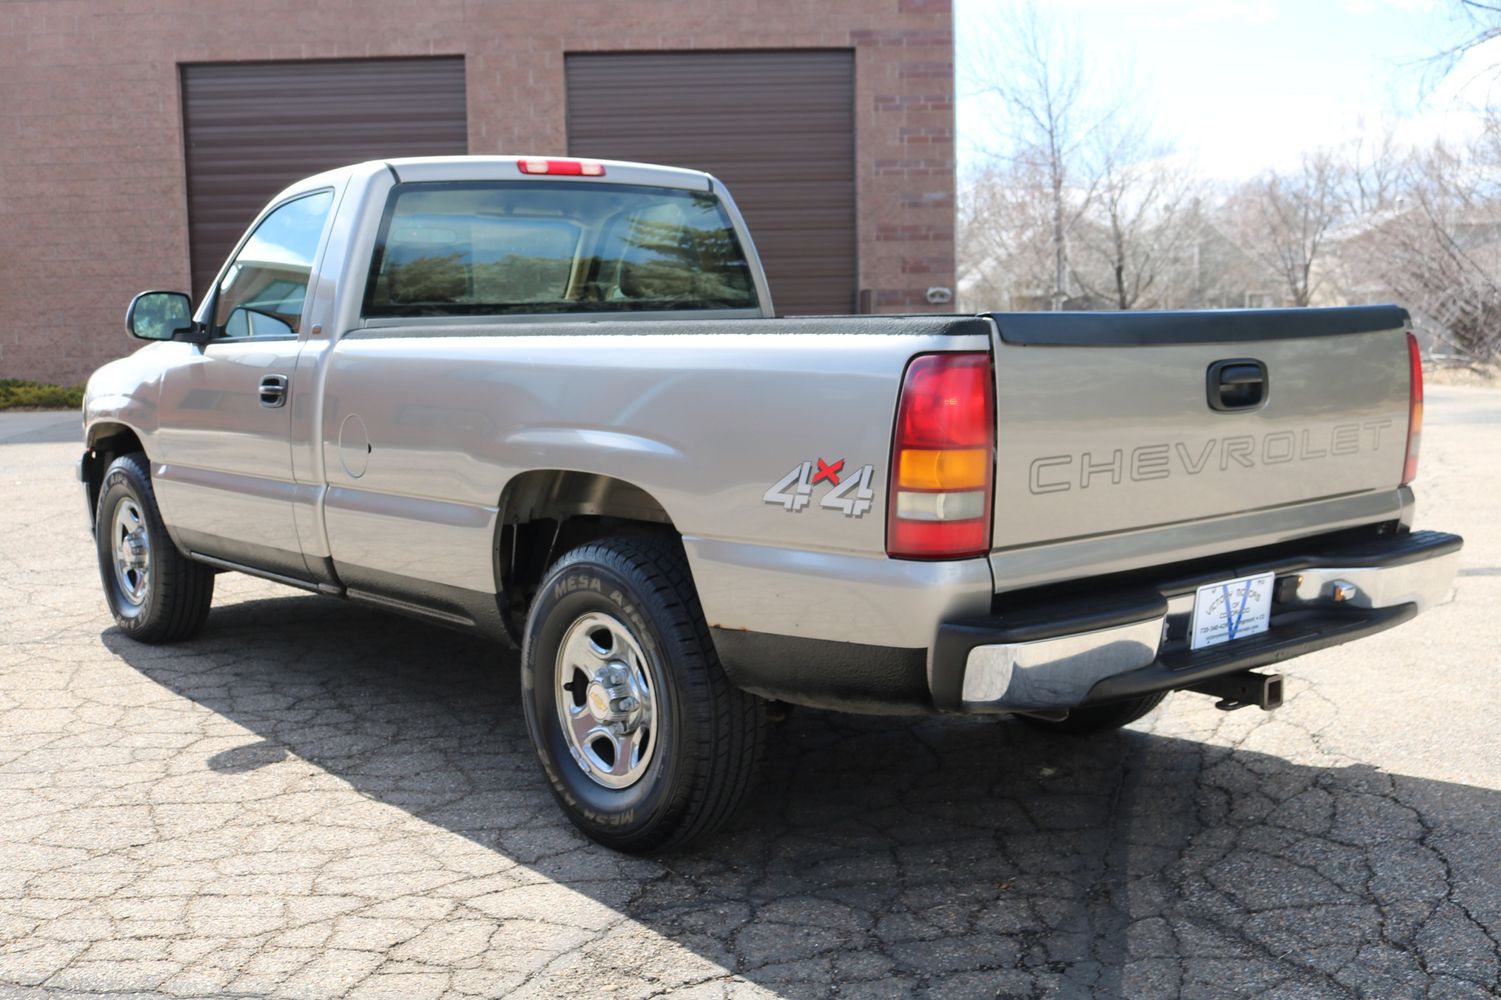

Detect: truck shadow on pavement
[103,592,1501,1000]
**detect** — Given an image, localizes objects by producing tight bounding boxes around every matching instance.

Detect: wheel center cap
[585,683,612,721]
[121,532,146,569]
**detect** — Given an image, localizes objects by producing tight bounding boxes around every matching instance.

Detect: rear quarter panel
[318,317,994,641]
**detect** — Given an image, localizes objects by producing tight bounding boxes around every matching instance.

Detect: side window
[213,190,334,338]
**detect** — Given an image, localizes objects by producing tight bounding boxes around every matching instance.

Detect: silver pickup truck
[83,155,1462,851]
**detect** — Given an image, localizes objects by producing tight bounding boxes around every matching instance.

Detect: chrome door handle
[259,374,289,408]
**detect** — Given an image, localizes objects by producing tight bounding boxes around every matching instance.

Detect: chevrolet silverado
[81,156,1462,850]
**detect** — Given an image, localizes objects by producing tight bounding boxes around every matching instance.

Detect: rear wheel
[521,535,766,852]
[94,453,214,643]
[1017,692,1167,735]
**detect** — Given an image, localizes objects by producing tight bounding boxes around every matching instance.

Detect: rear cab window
[361,181,759,319]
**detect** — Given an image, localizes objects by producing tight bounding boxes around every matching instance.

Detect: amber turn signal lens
[897,448,990,491]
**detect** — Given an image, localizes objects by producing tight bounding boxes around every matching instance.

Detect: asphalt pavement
[0,387,1497,999]
[0,410,80,445]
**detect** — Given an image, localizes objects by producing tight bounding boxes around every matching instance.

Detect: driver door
[153,189,335,580]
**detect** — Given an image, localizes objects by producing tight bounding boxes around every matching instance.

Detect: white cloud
[1342,0,1439,12]
[1151,1,1279,28]
[954,0,1488,180]
[1031,0,1278,24]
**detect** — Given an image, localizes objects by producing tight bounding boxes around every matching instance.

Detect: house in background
[1158,210,1286,311]
[0,1,957,386]
[1319,204,1501,359]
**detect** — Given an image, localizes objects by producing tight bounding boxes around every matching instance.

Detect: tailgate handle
[1207,359,1266,411]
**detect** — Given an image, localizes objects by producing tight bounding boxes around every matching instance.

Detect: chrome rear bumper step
[932,529,1461,714]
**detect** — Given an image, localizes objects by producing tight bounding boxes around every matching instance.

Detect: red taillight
[1402,331,1423,486]
[887,352,995,560]
[517,158,606,177]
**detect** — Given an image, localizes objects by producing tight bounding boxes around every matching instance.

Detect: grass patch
[0,379,85,410]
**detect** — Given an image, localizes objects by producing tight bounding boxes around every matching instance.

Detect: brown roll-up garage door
[181,58,467,297]
[566,51,856,316]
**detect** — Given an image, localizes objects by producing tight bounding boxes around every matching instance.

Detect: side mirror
[125,291,197,342]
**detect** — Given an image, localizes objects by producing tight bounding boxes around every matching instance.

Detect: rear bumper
[931,529,1462,714]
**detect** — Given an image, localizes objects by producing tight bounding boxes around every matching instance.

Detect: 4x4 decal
[763,459,876,518]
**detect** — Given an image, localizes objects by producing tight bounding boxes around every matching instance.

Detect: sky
[954,0,1500,180]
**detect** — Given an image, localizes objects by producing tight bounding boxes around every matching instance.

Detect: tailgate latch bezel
[1206,358,1268,411]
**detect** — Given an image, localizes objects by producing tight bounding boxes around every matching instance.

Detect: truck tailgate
[987,306,1413,552]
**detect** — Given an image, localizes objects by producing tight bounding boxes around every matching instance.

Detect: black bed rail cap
[988,304,1411,347]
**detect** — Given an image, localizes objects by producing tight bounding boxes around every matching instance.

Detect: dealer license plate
[1189,572,1276,650]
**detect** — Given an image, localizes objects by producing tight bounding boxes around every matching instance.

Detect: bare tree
[1367,3,1501,359]
[975,3,1108,309]
[1341,122,1406,216]
[1343,130,1501,360]
[1069,118,1198,310]
[957,158,1059,310]
[959,0,1501,330]
[1432,1,1501,86]
[1231,151,1346,307]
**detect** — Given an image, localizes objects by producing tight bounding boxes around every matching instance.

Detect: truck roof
[274,155,717,205]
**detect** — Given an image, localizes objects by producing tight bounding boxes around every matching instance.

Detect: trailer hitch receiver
[1188,670,1284,712]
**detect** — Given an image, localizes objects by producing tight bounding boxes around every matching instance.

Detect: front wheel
[94,453,214,643]
[521,536,766,853]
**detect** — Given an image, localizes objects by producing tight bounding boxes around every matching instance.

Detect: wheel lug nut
[614,696,637,713]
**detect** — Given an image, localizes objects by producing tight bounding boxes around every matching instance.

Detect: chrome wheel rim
[555,611,658,790]
[110,497,151,607]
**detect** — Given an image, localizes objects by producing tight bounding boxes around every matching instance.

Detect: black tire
[1017,692,1167,735]
[94,452,214,644]
[520,535,766,853]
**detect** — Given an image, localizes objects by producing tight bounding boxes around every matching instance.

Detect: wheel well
[82,424,146,525]
[496,470,677,639]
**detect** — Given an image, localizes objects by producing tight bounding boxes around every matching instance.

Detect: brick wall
[0,0,956,385]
